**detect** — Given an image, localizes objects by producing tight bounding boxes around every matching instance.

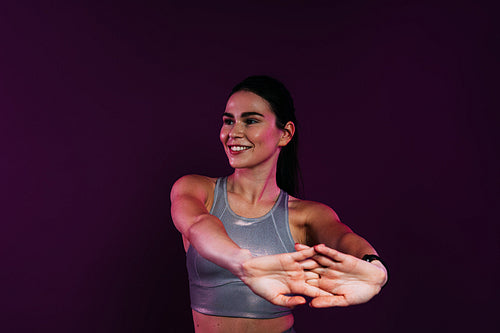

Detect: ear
[278,121,295,147]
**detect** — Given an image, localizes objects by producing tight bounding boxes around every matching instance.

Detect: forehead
[224,91,274,117]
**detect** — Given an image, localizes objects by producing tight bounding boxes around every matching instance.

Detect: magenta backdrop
[2,1,497,332]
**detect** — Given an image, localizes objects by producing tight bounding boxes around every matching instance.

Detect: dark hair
[229,75,302,197]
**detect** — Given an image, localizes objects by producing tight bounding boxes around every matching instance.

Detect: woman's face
[220,91,290,170]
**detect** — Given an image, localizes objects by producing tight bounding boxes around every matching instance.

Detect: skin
[171,91,387,333]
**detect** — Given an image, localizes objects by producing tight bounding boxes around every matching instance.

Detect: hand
[295,243,387,308]
[239,247,332,308]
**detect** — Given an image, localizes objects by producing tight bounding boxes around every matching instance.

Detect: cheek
[253,128,281,145]
[220,128,227,144]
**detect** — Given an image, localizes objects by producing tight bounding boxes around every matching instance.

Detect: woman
[171,76,387,333]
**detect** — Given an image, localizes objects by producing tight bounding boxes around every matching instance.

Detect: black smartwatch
[362,254,385,266]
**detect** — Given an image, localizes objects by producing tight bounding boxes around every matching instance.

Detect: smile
[229,146,251,152]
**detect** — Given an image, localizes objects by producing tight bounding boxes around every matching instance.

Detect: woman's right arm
[170,175,252,278]
[171,175,330,307]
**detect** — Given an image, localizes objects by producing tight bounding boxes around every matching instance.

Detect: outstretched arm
[171,175,251,277]
[171,175,329,307]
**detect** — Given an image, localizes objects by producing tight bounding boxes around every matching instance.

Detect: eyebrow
[223,112,265,118]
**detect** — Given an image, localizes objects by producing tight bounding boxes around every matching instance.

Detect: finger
[290,247,316,261]
[304,271,320,280]
[314,244,347,262]
[309,295,350,308]
[305,278,319,287]
[309,267,328,276]
[273,294,306,308]
[311,254,339,268]
[299,259,322,270]
[307,275,343,292]
[300,282,334,297]
[295,243,310,250]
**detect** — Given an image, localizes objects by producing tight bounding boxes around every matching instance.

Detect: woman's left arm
[298,202,388,307]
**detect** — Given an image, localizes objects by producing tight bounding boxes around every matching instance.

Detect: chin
[227,158,248,169]
[228,162,244,169]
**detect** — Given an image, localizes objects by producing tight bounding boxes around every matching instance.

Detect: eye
[223,118,234,125]
[245,118,259,125]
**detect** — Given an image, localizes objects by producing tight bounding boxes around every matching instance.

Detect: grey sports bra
[186,177,296,318]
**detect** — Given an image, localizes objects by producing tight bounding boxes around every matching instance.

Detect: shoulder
[289,196,351,246]
[171,174,218,200]
[288,196,341,226]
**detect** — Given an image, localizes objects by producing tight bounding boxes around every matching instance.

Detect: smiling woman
[171,76,388,333]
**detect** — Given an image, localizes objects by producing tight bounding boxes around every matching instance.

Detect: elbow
[183,213,213,244]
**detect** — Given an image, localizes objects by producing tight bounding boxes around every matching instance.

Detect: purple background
[2,1,498,332]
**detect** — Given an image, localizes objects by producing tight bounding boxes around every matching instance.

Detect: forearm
[336,232,378,259]
[186,214,252,278]
[170,176,254,279]
[337,232,388,285]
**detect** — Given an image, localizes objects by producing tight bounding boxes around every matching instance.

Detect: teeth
[230,146,250,151]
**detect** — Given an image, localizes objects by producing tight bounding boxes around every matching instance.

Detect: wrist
[231,248,253,279]
[371,261,388,285]
[362,254,389,287]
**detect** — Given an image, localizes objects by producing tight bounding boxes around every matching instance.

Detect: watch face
[362,254,382,262]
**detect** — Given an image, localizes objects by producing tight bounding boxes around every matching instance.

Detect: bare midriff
[192,310,294,333]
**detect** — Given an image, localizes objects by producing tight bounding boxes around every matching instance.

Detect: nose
[228,121,244,138]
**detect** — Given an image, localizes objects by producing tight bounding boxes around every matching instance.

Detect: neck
[228,164,280,204]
